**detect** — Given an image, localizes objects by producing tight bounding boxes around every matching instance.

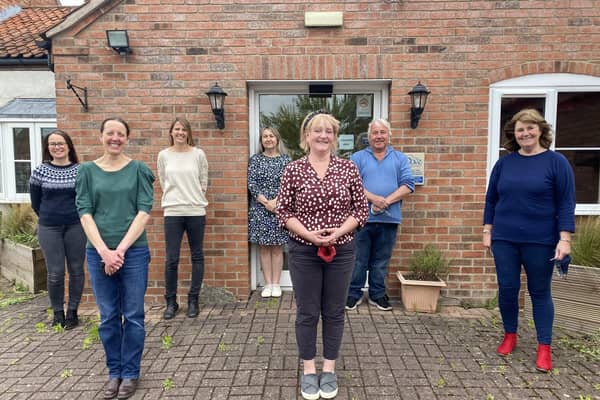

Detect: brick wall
[50,0,600,306]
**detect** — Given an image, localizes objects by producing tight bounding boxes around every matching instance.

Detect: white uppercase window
[488,73,600,215]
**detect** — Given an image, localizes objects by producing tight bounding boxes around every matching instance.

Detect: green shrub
[0,204,39,247]
[407,244,449,281]
[571,217,600,268]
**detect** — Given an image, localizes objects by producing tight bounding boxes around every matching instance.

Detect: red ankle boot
[497,333,517,356]
[536,344,552,372]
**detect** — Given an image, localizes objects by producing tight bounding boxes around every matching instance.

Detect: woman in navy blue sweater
[30,130,86,329]
[483,109,575,372]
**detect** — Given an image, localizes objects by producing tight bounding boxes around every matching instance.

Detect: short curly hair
[502,109,553,152]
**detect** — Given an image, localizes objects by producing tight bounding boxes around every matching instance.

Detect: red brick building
[43,0,600,305]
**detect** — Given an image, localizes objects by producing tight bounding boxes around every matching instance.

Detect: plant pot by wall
[0,239,46,293]
[524,264,600,335]
[397,271,447,313]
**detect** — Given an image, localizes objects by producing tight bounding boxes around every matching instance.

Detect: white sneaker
[271,284,282,297]
[261,285,272,298]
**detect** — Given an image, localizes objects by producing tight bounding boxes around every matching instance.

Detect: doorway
[248,80,390,290]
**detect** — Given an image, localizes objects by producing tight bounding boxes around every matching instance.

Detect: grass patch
[559,330,600,361]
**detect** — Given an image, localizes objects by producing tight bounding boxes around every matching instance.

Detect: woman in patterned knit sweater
[29,130,86,329]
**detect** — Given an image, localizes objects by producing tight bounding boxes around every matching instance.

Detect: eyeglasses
[48,142,67,147]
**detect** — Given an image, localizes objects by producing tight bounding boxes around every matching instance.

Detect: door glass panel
[41,127,55,149]
[499,97,545,157]
[259,94,374,160]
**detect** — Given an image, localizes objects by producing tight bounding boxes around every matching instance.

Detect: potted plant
[0,204,46,293]
[525,216,600,335]
[396,244,449,313]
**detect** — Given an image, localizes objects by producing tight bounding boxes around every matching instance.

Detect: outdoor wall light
[408,81,430,129]
[106,30,131,55]
[206,82,228,130]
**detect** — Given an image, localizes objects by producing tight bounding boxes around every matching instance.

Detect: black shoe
[65,309,79,330]
[103,378,121,399]
[52,310,65,327]
[369,294,392,311]
[163,301,179,320]
[345,296,363,311]
[117,378,138,399]
[187,299,199,318]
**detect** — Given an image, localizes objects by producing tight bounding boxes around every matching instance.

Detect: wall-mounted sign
[338,134,354,151]
[356,95,372,118]
[405,152,424,185]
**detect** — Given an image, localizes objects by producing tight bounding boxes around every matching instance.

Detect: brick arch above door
[488,61,600,85]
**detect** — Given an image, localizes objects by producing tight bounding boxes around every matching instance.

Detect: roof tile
[0,6,71,59]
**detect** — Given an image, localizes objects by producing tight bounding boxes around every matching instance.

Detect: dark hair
[100,117,130,137]
[42,130,79,163]
[168,117,194,146]
[502,109,553,152]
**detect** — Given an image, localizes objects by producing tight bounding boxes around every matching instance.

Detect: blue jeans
[87,246,150,379]
[348,223,398,300]
[164,216,206,301]
[492,240,555,344]
[37,223,86,312]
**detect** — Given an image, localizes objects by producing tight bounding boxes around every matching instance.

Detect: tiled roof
[0,6,71,59]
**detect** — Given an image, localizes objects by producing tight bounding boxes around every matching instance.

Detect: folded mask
[317,246,336,263]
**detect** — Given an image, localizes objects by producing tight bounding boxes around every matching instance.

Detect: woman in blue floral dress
[248,127,291,298]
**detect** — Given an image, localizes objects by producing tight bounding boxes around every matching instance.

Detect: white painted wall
[0,70,55,107]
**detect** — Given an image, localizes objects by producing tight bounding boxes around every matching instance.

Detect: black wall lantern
[206,82,228,130]
[106,30,131,55]
[408,82,430,129]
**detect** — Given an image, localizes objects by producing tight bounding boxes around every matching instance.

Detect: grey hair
[368,118,392,136]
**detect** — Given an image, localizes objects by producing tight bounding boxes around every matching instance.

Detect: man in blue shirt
[346,119,415,311]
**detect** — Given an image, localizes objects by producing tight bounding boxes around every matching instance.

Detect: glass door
[248,80,390,290]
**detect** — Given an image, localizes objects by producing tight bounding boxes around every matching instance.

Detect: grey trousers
[288,239,355,361]
[37,223,86,311]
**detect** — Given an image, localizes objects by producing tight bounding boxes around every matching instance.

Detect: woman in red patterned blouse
[277,110,368,400]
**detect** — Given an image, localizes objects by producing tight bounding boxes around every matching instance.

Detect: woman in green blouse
[76,117,154,400]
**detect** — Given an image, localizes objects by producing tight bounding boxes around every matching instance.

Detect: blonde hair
[259,126,288,155]
[299,111,340,153]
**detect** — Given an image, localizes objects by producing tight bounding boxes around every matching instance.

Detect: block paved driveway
[0,291,598,399]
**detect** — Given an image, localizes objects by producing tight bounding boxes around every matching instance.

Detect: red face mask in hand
[317,246,336,263]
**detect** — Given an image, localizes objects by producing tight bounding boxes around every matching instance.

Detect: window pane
[259,94,373,160]
[40,127,55,149]
[498,97,545,158]
[14,161,31,193]
[556,92,600,147]
[559,150,600,204]
[13,127,30,160]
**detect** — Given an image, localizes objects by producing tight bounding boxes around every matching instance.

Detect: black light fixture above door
[408,82,430,129]
[106,30,131,55]
[206,82,228,130]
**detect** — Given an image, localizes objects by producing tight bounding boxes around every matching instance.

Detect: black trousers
[288,239,355,361]
[164,216,206,300]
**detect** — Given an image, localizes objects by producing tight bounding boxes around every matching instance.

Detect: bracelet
[559,238,571,243]
[483,229,491,234]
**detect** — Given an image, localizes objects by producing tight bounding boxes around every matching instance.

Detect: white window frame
[247,80,390,290]
[488,73,600,215]
[0,119,56,203]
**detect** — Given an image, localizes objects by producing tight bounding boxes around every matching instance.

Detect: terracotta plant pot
[397,271,446,313]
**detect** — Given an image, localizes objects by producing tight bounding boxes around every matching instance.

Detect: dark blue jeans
[37,223,86,312]
[492,240,555,344]
[348,223,398,300]
[288,239,355,361]
[164,216,206,301]
[87,246,150,379]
